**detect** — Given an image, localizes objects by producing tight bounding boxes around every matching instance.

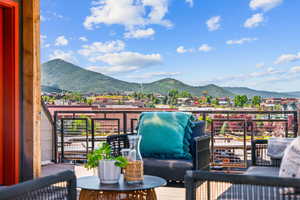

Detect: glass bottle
[124,135,143,184]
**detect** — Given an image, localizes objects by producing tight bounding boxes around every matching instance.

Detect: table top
[77,175,167,191]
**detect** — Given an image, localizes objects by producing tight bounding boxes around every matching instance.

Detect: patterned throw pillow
[279,137,300,178]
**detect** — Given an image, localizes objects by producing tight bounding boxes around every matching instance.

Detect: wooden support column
[21,0,41,180]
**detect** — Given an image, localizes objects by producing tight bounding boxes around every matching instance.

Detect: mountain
[42,59,233,97]
[41,85,65,93]
[42,59,300,97]
[224,87,299,98]
[285,91,300,97]
[42,59,140,93]
[142,78,233,97]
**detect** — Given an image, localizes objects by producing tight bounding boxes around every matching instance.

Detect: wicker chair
[185,139,300,200]
[0,170,76,200]
[107,130,210,187]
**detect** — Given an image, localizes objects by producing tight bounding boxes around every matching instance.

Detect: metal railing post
[53,111,58,163]
[91,119,95,151]
[61,119,64,162]
[123,112,127,134]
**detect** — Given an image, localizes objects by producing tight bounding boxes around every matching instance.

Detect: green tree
[252,96,262,107]
[180,91,192,98]
[234,95,248,107]
[211,98,219,106]
[206,96,212,104]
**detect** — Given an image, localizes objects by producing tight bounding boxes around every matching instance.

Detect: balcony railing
[52,110,298,168]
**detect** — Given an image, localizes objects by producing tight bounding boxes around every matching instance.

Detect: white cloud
[79,37,88,42]
[55,36,68,46]
[124,28,155,39]
[274,52,300,64]
[256,62,265,68]
[86,51,163,75]
[78,40,125,59]
[128,71,181,79]
[176,46,193,54]
[40,15,46,22]
[185,0,193,7]
[87,65,139,74]
[206,16,221,31]
[244,13,264,28]
[92,51,163,67]
[250,0,283,11]
[198,44,213,52]
[290,66,300,73]
[41,35,51,48]
[49,50,77,63]
[83,0,172,30]
[226,38,258,45]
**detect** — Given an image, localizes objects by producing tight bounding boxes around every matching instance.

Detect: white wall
[40,107,53,164]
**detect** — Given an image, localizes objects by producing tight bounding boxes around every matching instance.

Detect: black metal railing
[52,110,298,165]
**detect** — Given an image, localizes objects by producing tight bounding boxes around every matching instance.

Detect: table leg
[146,188,157,200]
[79,189,158,200]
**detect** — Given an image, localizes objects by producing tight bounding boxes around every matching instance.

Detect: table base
[79,189,157,200]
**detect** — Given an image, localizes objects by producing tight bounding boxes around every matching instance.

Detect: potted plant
[85,143,128,184]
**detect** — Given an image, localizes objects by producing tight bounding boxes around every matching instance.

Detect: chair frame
[106,133,211,187]
[185,139,300,200]
[0,170,76,200]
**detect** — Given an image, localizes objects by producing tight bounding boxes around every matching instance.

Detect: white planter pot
[98,160,121,184]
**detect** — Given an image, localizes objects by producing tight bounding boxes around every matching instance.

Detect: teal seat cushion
[137,112,195,159]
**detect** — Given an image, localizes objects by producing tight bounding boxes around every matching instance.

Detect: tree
[206,96,212,104]
[180,91,192,98]
[234,95,248,107]
[252,96,262,107]
[211,98,219,106]
[168,89,179,105]
[168,89,179,98]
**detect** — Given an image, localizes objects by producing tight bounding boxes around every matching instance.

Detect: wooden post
[21,0,41,180]
[0,0,20,185]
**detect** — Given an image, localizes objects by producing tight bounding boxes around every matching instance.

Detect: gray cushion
[217,185,298,199]
[143,158,193,181]
[245,166,280,177]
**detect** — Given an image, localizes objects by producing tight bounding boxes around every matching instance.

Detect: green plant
[85,143,128,169]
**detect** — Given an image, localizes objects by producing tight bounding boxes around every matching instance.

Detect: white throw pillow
[279,137,300,178]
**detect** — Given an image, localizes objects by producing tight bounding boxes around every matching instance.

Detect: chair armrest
[194,135,210,170]
[0,170,76,200]
[251,139,280,167]
[185,170,300,200]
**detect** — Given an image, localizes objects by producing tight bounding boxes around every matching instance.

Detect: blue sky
[41,0,300,92]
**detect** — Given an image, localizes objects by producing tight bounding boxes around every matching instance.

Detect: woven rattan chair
[0,170,76,200]
[185,139,300,200]
[107,130,211,187]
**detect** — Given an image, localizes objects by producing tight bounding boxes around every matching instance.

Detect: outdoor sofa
[185,139,300,200]
[0,170,76,200]
[107,119,211,187]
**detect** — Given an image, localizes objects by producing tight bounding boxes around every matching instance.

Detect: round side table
[77,175,167,200]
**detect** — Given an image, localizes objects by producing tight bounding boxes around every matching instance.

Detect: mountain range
[42,59,300,98]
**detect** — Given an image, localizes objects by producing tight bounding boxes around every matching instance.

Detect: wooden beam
[0,0,20,185]
[21,0,41,180]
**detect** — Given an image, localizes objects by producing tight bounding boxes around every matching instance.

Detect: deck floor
[42,163,185,200]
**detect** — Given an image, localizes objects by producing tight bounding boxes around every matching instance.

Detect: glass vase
[124,135,144,184]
